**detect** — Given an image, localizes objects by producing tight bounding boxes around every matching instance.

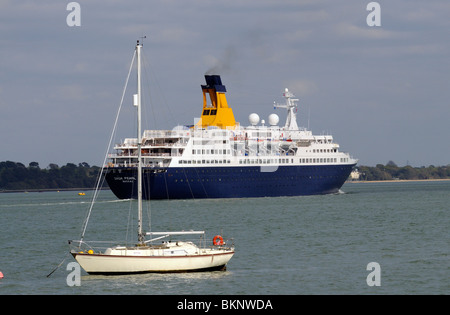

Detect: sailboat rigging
[69,40,234,274]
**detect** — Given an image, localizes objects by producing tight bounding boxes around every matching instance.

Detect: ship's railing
[105,162,171,168]
[69,240,129,254]
[143,129,191,138]
[114,142,187,149]
[69,235,234,254]
[108,151,181,158]
[144,232,234,250]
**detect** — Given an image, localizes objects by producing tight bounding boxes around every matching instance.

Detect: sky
[1,0,449,168]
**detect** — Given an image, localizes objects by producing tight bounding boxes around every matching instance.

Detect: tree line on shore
[1,160,450,191]
[357,161,450,181]
[0,161,102,191]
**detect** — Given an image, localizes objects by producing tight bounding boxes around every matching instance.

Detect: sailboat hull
[71,251,234,275]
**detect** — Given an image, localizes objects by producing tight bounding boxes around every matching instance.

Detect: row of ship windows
[240,158,294,164]
[178,157,350,165]
[180,160,231,164]
[171,166,350,174]
[239,158,347,164]
[313,149,337,153]
[192,149,231,155]
[172,175,341,183]
[191,149,337,155]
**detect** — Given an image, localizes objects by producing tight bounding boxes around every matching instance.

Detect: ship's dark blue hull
[104,164,356,199]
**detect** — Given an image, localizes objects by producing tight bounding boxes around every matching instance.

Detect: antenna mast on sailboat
[135,38,145,244]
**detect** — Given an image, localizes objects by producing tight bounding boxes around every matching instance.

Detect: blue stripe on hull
[105,164,355,199]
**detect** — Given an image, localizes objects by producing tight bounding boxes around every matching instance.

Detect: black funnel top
[202,75,226,92]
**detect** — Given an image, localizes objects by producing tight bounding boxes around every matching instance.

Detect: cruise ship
[104,75,357,199]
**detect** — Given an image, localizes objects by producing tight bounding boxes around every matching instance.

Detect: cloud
[287,80,319,97]
[1,0,450,167]
[52,84,86,102]
[334,22,399,40]
[204,46,237,75]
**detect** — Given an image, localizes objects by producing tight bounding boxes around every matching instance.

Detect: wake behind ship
[105,75,357,199]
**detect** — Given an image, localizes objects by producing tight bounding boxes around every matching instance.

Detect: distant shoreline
[2,178,449,194]
[348,178,450,184]
[0,187,109,194]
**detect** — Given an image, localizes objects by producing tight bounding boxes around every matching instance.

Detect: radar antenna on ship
[273,88,299,130]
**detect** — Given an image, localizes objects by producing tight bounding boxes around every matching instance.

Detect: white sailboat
[69,40,234,274]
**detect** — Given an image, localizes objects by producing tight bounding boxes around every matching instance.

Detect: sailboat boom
[146,231,205,236]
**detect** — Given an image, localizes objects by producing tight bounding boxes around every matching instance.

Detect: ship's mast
[274,88,299,130]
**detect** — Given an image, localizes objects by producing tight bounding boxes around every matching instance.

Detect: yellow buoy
[88,250,94,254]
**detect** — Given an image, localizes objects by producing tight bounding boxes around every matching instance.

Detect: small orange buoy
[0,271,4,279]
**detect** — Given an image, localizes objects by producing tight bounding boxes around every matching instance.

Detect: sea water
[0,180,448,295]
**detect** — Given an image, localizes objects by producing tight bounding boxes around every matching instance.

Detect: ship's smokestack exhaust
[196,75,236,129]
[202,75,227,92]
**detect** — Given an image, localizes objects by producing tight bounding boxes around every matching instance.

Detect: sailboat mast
[136,40,144,244]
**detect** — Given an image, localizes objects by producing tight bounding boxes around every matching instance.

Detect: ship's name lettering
[114,176,136,182]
